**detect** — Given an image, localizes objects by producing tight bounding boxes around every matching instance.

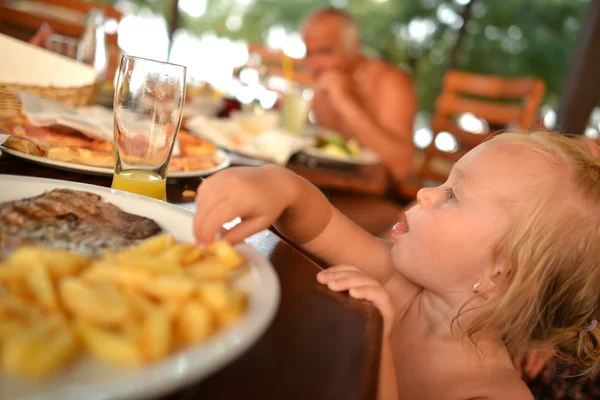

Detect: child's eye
[444,187,457,202]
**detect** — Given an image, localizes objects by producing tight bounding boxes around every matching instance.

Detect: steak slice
[0,189,162,258]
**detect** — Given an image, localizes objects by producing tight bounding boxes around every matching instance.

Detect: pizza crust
[47,147,115,168]
[3,135,47,157]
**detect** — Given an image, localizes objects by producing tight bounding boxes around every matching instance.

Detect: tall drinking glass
[111,55,186,200]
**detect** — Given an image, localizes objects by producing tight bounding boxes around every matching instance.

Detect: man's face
[302,17,355,78]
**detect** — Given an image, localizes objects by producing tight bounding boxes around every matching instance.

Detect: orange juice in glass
[111,55,186,200]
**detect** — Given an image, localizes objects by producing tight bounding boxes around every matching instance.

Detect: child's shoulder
[442,360,532,400]
[481,363,533,400]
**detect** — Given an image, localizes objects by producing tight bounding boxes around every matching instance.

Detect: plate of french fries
[0,175,280,400]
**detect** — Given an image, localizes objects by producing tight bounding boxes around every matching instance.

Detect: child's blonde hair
[466,131,600,375]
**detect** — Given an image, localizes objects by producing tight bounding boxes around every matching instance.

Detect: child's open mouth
[391,220,409,235]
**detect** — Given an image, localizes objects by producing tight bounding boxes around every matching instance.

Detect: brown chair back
[419,70,546,183]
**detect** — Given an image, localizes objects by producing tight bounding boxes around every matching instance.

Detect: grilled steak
[0,189,162,258]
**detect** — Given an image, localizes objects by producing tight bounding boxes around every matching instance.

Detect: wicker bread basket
[0,33,100,118]
[0,82,100,118]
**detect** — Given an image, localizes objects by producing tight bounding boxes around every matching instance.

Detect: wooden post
[448,0,475,70]
[167,0,180,60]
[556,0,600,135]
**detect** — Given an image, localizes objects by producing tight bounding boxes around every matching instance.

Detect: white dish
[0,175,280,400]
[302,146,381,165]
[0,147,231,179]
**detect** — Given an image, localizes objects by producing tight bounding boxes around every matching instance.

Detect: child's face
[391,139,540,296]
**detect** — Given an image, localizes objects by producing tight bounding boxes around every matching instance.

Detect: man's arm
[337,69,417,182]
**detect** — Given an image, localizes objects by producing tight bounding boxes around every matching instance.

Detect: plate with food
[0,118,230,178]
[302,133,380,165]
[0,175,279,400]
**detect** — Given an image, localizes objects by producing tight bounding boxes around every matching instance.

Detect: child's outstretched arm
[193,164,397,283]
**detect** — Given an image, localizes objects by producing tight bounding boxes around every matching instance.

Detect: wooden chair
[0,0,123,83]
[245,42,314,86]
[398,70,546,199]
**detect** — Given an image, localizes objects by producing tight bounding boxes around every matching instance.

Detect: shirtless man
[303,7,417,183]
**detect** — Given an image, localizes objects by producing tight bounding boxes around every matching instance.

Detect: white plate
[0,147,231,179]
[302,146,380,165]
[0,175,280,400]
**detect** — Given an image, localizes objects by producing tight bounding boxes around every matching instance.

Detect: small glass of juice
[281,82,313,135]
[111,55,186,200]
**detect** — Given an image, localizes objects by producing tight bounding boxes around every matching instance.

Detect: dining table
[0,152,383,400]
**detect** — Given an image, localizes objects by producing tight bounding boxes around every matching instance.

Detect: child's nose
[416,187,434,207]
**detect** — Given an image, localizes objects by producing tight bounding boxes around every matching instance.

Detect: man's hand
[316,71,351,105]
[30,23,53,47]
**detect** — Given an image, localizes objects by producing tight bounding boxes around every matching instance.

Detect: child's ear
[475,262,509,296]
[488,261,510,289]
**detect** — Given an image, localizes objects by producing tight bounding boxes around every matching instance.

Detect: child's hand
[317,265,396,336]
[513,350,554,379]
[193,165,298,244]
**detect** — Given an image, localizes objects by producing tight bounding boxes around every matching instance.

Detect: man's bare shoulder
[363,59,414,91]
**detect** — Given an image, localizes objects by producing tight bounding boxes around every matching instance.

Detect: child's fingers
[221,215,272,245]
[525,351,553,379]
[513,354,524,376]
[322,273,378,292]
[194,200,238,245]
[348,285,395,334]
[317,269,362,284]
[348,285,393,313]
[193,189,227,243]
[322,265,362,274]
[316,265,361,283]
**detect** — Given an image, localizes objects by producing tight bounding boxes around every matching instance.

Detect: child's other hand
[317,265,396,336]
[513,350,554,379]
[193,165,297,244]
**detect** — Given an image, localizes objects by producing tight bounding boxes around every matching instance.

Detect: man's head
[301,7,362,78]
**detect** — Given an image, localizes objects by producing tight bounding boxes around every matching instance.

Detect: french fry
[8,247,87,278]
[1,279,35,304]
[141,275,196,300]
[116,254,182,274]
[197,282,230,312]
[2,316,75,380]
[176,301,214,347]
[0,264,27,281]
[179,246,205,266]
[0,296,43,322]
[188,257,232,280]
[77,320,143,367]
[82,265,153,287]
[0,319,26,343]
[123,287,155,318]
[26,263,58,311]
[60,279,130,326]
[218,289,247,327]
[127,234,176,256]
[160,243,204,266]
[206,240,245,269]
[141,306,171,361]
